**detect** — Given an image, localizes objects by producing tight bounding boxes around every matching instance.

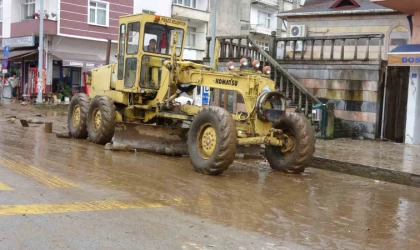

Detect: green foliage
[62,85,72,97]
[56,82,71,100]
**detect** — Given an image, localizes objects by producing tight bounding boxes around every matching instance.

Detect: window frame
[88,0,109,27]
[21,0,35,21]
[124,57,138,88]
[143,22,185,57]
[126,22,141,55]
[142,9,155,14]
[117,24,126,80]
[257,10,272,28]
[186,27,196,48]
[256,41,270,51]
[173,0,197,9]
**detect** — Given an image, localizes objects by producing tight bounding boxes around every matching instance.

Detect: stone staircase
[205,36,321,118]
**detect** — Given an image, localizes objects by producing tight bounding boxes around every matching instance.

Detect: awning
[388,44,420,66]
[0,50,37,60]
[52,52,105,68]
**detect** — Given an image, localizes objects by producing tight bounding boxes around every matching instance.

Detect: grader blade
[114,122,189,156]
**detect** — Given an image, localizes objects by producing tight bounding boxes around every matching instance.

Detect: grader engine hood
[89,64,116,98]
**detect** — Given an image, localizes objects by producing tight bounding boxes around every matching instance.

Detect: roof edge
[277,8,397,18]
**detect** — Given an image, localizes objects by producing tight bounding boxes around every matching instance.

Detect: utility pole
[209,0,217,70]
[36,0,44,104]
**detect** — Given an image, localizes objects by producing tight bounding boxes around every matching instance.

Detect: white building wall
[134,0,172,16]
[196,0,208,11]
[1,0,59,38]
[2,0,12,38]
[2,0,23,38]
[405,66,420,144]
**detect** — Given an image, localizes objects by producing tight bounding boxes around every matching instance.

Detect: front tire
[265,112,315,173]
[68,93,90,139]
[87,95,116,144]
[188,107,237,175]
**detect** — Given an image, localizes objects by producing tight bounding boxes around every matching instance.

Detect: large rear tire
[188,107,237,175]
[265,112,315,173]
[68,93,90,139]
[87,95,116,145]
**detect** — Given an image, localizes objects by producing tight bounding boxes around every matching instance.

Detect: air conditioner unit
[290,40,304,52]
[289,25,307,38]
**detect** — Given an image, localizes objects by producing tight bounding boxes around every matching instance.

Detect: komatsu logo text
[215,78,238,86]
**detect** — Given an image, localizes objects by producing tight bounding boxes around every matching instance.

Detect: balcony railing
[249,25,276,36]
[172,4,210,22]
[11,19,57,37]
[275,34,385,61]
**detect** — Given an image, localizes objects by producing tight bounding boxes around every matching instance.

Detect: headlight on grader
[227,61,236,70]
[263,66,271,75]
[252,60,260,69]
[240,58,248,67]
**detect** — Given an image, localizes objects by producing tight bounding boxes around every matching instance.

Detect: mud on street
[0,103,420,250]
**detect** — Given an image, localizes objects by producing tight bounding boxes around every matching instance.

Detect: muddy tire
[87,95,116,145]
[68,93,90,139]
[188,107,237,175]
[265,112,315,173]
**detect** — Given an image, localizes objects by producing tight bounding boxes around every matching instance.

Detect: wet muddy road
[1,104,420,249]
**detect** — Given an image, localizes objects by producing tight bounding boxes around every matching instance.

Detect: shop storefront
[0,35,39,100]
[2,35,113,102]
[51,52,104,94]
[388,44,420,144]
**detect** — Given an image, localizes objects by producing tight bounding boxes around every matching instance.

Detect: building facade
[246,0,304,51]
[373,0,420,144]
[172,0,209,61]
[0,0,301,101]
[0,0,172,97]
[276,0,411,139]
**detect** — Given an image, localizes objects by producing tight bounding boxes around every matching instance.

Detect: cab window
[117,24,126,80]
[127,22,141,54]
[143,22,184,56]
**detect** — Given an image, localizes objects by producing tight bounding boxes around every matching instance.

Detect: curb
[309,157,420,188]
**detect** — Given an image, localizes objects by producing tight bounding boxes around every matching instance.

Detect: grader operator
[67,14,315,175]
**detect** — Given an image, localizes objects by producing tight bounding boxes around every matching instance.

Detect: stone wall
[281,62,383,139]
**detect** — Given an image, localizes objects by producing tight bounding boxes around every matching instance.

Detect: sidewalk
[311,138,420,187]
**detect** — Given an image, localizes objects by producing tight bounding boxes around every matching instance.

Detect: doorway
[383,66,409,142]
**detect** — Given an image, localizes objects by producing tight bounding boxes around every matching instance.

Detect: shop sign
[63,60,104,68]
[388,53,420,66]
[2,36,35,48]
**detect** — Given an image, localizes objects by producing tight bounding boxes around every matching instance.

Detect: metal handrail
[247,36,321,104]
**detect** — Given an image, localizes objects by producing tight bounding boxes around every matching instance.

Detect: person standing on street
[9,74,18,102]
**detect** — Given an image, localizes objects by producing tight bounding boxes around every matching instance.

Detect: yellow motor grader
[67,14,315,175]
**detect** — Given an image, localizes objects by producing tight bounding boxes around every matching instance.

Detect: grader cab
[67,14,315,175]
